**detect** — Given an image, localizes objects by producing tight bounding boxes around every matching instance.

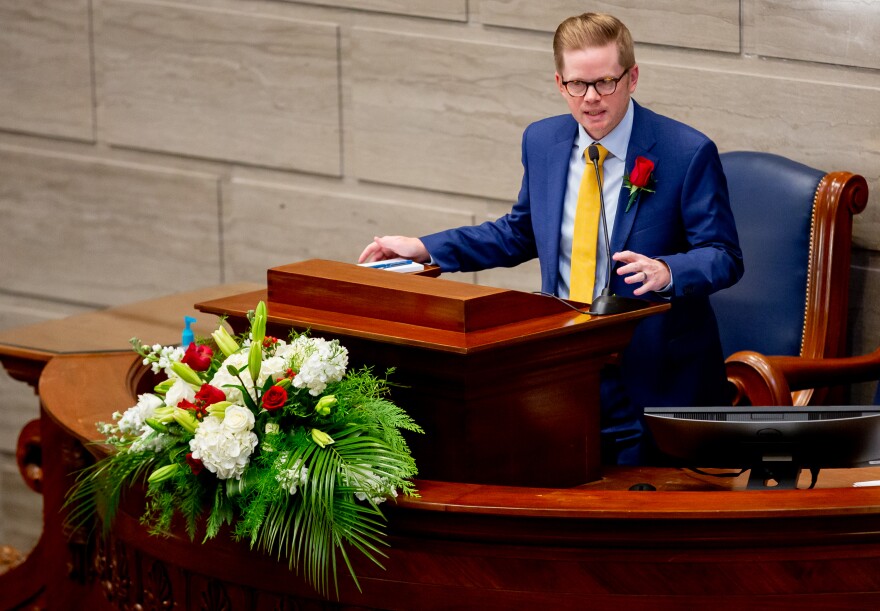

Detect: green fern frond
[174,472,205,540]
[64,449,158,535]
[204,484,234,540]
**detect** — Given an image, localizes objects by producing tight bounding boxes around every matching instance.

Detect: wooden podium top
[197,259,668,354]
[269,259,575,332]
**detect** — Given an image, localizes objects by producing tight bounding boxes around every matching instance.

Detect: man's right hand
[358,236,430,264]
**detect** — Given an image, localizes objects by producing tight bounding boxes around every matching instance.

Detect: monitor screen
[644,406,880,488]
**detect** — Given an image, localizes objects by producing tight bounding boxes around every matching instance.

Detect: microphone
[587,144,650,316]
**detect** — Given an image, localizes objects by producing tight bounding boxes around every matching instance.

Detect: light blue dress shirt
[558,100,635,299]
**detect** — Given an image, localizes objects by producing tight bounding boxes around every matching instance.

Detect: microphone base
[589,294,652,316]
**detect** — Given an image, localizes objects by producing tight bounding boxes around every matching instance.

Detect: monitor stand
[747,459,820,489]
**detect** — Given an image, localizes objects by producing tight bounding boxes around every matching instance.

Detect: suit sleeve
[656,139,744,298]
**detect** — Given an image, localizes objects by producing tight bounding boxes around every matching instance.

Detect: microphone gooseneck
[585,144,650,316]
[587,144,614,298]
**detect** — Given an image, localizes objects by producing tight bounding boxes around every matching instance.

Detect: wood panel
[23,351,880,609]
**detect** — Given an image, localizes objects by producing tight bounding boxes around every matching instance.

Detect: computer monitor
[644,406,880,489]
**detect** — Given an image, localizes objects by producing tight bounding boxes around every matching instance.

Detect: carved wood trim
[0,538,47,610]
[795,170,869,406]
[725,351,794,406]
[16,418,42,493]
[143,559,174,611]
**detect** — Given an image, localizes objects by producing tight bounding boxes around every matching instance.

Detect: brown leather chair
[710,152,869,406]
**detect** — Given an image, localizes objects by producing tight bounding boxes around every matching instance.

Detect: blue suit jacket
[422,101,743,409]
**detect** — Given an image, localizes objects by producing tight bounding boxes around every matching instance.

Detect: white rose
[209,352,251,404]
[165,377,196,407]
[259,355,288,384]
[223,404,254,433]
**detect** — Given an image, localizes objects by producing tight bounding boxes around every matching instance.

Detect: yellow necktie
[569,144,609,302]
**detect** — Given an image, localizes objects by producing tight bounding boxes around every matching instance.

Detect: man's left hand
[612,250,671,296]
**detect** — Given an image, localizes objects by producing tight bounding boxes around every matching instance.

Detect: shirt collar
[575,98,634,162]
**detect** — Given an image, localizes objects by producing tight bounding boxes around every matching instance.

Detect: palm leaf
[241,423,411,596]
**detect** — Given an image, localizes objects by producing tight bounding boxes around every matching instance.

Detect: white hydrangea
[117,393,165,436]
[274,453,309,496]
[188,405,258,480]
[284,336,348,396]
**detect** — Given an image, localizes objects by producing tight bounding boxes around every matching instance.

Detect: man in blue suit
[359,13,743,464]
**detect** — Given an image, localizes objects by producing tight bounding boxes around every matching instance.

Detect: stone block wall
[1,0,879,555]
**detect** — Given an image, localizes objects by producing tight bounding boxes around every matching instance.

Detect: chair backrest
[711,151,868,406]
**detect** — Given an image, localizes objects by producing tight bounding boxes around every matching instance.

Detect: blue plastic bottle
[182,316,197,348]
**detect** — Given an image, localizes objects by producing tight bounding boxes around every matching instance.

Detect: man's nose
[582,84,602,102]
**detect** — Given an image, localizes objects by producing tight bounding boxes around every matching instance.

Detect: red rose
[195,384,226,406]
[178,385,226,420]
[262,385,288,411]
[629,156,654,188]
[182,342,214,372]
[186,452,204,475]
[177,397,207,419]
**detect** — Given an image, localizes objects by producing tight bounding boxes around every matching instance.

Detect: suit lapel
[611,102,658,254]
[543,118,578,289]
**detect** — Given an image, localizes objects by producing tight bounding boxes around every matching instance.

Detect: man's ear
[628,64,639,92]
[555,72,566,95]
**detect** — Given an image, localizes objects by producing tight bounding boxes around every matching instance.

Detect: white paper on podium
[357,258,425,273]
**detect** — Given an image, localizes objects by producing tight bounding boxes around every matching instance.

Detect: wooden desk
[0,283,260,611]
[0,283,261,387]
[4,285,880,610]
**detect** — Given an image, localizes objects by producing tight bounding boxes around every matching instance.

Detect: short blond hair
[553,13,635,74]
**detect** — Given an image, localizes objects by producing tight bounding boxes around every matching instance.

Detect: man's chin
[581,122,609,141]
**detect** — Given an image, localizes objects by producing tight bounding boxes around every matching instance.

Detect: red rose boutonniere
[624,156,656,212]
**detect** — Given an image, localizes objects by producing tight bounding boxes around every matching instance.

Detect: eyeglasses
[562,68,629,97]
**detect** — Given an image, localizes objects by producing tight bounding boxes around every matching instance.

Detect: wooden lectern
[196,259,667,487]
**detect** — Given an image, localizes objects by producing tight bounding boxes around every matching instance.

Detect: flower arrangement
[65,301,422,596]
[624,155,656,212]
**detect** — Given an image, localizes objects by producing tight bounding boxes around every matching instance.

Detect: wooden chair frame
[725,170,869,406]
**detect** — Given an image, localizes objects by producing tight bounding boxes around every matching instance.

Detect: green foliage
[64,448,158,536]
[332,367,424,458]
[65,311,422,599]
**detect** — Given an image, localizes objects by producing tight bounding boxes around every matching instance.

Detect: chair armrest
[726,347,880,406]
